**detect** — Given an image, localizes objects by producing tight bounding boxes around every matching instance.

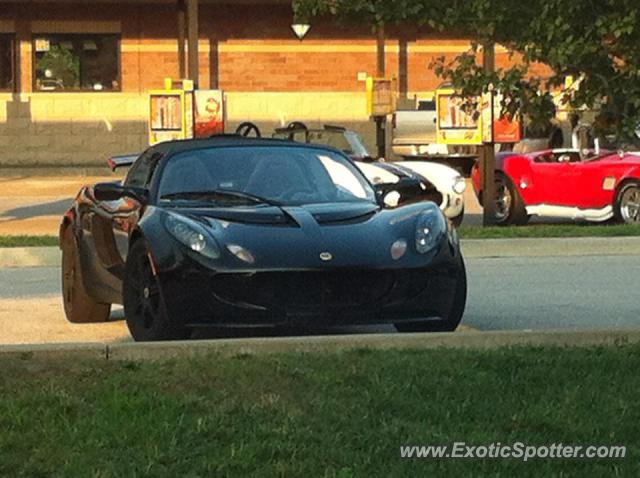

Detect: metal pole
[177,0,186,79]
[398,37,408,100]
[375,23,386,159]
[187,0,199,87]
[482,41,496,226]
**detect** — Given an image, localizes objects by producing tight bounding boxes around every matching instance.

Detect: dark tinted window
[33,34,120,91]
[418,100,436,111]
[125,151,158,188]
[0,34,15,91]
[158,146,376,206]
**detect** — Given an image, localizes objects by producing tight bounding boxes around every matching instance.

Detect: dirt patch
[0,296,131,345]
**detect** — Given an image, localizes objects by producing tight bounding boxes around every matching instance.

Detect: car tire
[451,208,464,228]
[614,181,640,224]
[61,226,111,323]
[494,172,529,226]
[395,257,467,333]
[123,240,191,342]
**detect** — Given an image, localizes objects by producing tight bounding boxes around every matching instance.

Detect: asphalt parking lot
[0,175,119,236]
[1,175,638,345]
[1,253,638,345]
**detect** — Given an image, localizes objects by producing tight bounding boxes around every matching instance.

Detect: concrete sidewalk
[1,329,639,361]
[2,236,639,268]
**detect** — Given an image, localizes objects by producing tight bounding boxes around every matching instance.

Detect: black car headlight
[164,213,221,260]
[415,206,447,254]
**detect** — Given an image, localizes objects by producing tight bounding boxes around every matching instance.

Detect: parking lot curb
[0,342,107,359]
[1,330,639,361]
[1,236,639,268]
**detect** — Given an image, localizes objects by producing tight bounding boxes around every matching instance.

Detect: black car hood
[170,202,380,226]
[144,201,446,271]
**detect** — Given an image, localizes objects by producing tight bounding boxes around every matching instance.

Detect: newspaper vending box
[149,78,225,145]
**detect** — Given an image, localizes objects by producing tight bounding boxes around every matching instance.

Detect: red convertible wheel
[616,182,640,224]
[494,172,529,226]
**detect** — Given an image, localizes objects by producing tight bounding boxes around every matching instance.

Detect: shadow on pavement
[190,323,397,340]
[0,198,73,221]
[107,307,396,342]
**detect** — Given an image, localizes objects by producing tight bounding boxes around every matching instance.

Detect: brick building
[0,0,548,166]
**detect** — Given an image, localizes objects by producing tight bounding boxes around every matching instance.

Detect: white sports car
[357,160,466,225]
[270,124,466,225]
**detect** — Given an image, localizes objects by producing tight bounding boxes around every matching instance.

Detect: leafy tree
[293,0,640,143]
[36,45,80,90]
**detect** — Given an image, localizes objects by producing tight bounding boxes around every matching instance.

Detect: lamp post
[375,23,386,159]
[186,0,199,87]
[291,22,311,41]
[481,41,496,226]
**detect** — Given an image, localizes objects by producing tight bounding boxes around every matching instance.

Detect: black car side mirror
[94,182,148,203]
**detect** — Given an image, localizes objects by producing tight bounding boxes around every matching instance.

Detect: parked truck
[392,96,479,176]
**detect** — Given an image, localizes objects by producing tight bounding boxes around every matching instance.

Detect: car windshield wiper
[160,189,282,207]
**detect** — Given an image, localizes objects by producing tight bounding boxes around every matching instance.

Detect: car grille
[210,269,429,313]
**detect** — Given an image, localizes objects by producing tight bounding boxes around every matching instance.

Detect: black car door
[91,150,157,283]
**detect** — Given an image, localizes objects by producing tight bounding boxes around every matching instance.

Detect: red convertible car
[472,149,640,225]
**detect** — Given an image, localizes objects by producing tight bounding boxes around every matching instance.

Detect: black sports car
[60,136,467,341]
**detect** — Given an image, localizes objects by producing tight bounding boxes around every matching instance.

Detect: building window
[33,34,120,92]
[0,34,15,91]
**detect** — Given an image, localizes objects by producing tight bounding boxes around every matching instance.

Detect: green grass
[0,235,58,247]
[1,345,638,476]
[459,223,640,239]
[1,224,640,247]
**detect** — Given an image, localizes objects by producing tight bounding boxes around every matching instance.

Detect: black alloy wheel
[61,226,111,323]
[123,240,190,341]
[395,257,467,333]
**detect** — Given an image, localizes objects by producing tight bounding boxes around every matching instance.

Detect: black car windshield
[158,145,376,206]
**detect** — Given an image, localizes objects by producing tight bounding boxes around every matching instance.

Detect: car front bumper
[158,249,464,328]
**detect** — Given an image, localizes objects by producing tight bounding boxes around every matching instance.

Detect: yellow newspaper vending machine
[149,78,225,146]
[149,78,195,146]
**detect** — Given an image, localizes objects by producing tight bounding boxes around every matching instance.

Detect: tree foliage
[293,0,640,142]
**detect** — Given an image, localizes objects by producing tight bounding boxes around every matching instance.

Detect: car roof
[150,135,338,157]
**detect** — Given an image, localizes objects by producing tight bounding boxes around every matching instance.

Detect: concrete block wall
[0,92,148,166]
[0,91,378,166]
[0,2,552,166]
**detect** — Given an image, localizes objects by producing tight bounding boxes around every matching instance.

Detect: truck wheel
[61,227,111,323]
